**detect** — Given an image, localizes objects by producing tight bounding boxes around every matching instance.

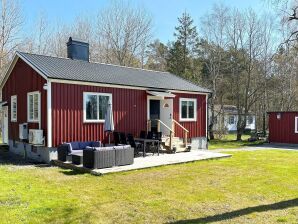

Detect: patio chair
[147,131,153,139]
[119,132,128,145]
[139,130,147,139]
[113,131,120,146]
[127,133,143,156]
[149,132,162,155]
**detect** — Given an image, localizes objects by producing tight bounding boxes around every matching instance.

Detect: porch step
[161,136,190,153]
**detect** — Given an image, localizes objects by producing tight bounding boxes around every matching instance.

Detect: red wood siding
[172,93,206,138]
[268,112,298,144]
[2,59,47,144]
[51,83,148,147]
[51,83,207,147]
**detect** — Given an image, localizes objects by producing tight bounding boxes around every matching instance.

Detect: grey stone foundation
[190,137,208,150]
[9,140,57,163]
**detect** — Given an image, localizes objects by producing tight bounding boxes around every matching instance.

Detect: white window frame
[179,98,197,122]
[295,117,298,134]
[27,91,41,123]
[83,92,112,123]
[11,95,17,122]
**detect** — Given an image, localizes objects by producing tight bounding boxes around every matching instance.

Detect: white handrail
[172,119,189,133]
[148,119,174,134]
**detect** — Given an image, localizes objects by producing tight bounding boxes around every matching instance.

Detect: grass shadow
[59,169,87,176]
[171,198,298,224]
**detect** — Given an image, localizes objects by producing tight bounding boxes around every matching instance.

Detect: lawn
[208,134,265,150]
[0,150,297,224]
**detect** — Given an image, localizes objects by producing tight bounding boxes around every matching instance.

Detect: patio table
[134,138,160,157]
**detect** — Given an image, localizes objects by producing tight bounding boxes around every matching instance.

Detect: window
[295,117,298,134]
[179,98,197,121]
[27,91,40,122]
[228,116,235,125]
[247,116,254,125]
[83,92,112,122]
[11,95,17,121]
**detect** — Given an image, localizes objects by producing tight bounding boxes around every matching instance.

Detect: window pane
[188,101,194,118]
[181,101,187,118]
[33,94,39,120]
[29,95,34,120]
[86,95,98,120]
[229,116,234,124]
[98,96,109,120]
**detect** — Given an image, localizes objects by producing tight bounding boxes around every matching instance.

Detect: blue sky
[21,0,269,43]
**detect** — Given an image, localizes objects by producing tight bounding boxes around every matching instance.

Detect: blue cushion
[79,141,92,149]
[70,142,80,150]
[91,141,101,147]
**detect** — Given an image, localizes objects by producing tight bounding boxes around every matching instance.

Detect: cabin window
[179,98,197,122]
[27,91,40,122]
[247,116,254,125]
[228,116,235,125]
[295,117,298,134]
[83,92,112,123]
[11,95,17,122]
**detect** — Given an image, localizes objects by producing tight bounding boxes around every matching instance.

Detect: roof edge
[49,78,211,95]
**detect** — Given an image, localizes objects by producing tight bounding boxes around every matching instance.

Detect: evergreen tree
[167,12,200,80]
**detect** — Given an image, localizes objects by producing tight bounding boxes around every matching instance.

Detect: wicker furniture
[71,151,83,165]
[114,145,134,166]
[83,147,115,169]
[83,145,134,169]
[57,141,101,161]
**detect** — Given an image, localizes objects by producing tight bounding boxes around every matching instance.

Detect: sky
[21,0,270,43]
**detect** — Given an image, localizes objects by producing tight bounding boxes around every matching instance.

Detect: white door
[160,99,173,136]
[2,106,8,144]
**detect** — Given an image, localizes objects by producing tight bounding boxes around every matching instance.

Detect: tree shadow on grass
[171,198,298,224]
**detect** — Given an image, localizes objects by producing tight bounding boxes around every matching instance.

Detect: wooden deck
[52,150,231,176]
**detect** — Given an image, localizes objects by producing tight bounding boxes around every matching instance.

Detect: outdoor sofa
[83,145,134,169]
[57,141,101,162]
[57,141,134,169]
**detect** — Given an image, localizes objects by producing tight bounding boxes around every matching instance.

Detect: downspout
[45,80,52,147]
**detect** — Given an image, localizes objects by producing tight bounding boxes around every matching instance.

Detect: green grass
[0,150,297,224]
[209,134,265,150]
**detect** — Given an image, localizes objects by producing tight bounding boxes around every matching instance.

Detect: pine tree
[167,12,200,79]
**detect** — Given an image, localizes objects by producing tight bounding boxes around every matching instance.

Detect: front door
[2,106,8,144]
[149,100,160,132]
[160,99,173,135]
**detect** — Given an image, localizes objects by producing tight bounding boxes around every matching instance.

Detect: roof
[15,51,211,93]
[267,111,298,114]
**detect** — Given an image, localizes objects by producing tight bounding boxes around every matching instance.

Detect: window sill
[83,120,105,123]
[179,119,197,122]
[27,120,40,123]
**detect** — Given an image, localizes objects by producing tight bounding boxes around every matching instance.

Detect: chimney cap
[66,36,89,62]
[67,37,89,46]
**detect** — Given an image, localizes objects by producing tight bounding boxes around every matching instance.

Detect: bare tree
[96,1,153,66]
[200,3,230,139]
[0,0,22,78]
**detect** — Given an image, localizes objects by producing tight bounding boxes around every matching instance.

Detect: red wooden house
[0,37,211,162]
[268,111,298,144]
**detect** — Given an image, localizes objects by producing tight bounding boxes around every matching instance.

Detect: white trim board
[295,116,298,134]
[50,79,210,95]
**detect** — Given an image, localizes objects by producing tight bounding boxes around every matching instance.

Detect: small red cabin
[268,111,298,144]
[0,37,211,162]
